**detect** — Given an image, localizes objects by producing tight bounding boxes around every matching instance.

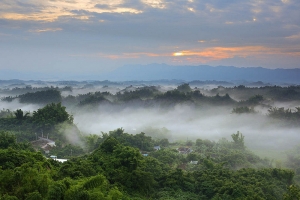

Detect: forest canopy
[0,80,300,199]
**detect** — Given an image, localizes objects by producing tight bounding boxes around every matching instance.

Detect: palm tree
[14,109,29,120]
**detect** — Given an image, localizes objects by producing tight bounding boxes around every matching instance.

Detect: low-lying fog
[0,99,40,113]
[73,103,300,156]
[1,83,300,160]
[60,84,175,97]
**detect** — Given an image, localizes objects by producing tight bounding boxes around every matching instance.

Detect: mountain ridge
[0,64,299,83]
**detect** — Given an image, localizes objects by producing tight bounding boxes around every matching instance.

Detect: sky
[0,0,300,77]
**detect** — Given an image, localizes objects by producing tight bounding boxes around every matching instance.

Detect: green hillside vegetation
[232,106,256,114]
[1,129,300,199]
[0,103,76,143]
[0,85,71,96]
[19,90,62,104]
[208,85,300,102]
[268,107,300,121]
[2,84,300,109]
[1,83,300,199]
[1,89,62,105]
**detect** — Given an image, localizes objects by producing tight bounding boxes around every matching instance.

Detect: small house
[50,155,57,160]
[177,147,193,154]
[47,142,56,147]
[154,146,161,151]
[140,151,149,156]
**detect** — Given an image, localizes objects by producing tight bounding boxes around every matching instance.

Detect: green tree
[283,185,300,200]
[14,109,29,120]
[246,94,264,105]
[0,131,16,149]
[47,182,67,200]
[32,103,73,131]
[177,83,192,93]
[158,138,169,147]
[25,191,43,200]
[85,134,99,152]
[0,131,32,150]
[19,89,62,104]
[107,187,124,200]
[232,106,255,114]
[231,131,245,149]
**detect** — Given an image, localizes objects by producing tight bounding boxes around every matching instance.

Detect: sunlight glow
[171,46,300,63]
[173,52,184,56]
[188,8,195,12]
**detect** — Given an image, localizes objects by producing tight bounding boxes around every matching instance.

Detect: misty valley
[1,79,300,199]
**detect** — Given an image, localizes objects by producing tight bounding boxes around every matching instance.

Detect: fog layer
[73,103,300,154]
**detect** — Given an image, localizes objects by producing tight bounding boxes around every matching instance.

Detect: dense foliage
[232,106,256,114]
[0,103,75,143]
[268,107,300,123]
[1,81,300,199]
[19,90,62,104]
[0,129,299,199]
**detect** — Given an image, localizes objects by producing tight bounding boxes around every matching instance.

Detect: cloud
[0,0,300,70]
[0,32,11,37]
[0,12,75,22]
[29,28,62,33]
[98,52,164,59]
[172,46,300,63]
[95,45,300,63]
[286,33,300,40]
[69,44,300,67]
[141,0,167,9]
[0,0,142,22]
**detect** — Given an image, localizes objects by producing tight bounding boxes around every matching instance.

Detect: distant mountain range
[1,64,300,84]
[102,64,300,84]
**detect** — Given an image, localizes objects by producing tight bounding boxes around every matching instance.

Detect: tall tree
[32,103,73,131]
[14,109,29,120]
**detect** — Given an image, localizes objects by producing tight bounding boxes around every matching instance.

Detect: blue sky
[0,0,300,76]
